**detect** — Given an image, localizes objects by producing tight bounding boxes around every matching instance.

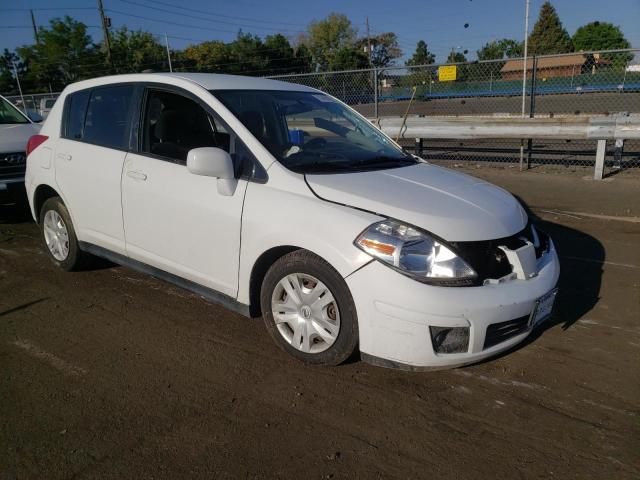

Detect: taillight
[26,134,49,156]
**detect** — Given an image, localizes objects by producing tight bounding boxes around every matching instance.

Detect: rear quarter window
[64,90,90,140]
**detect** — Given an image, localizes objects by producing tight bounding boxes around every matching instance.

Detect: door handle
[126,170,147,181]
[57,153,72,161]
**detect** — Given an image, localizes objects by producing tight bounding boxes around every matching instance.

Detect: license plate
[529,288,558,327]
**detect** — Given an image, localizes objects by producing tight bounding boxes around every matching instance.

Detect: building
[500,53,609,80]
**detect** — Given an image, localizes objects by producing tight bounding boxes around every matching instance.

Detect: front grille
[450,224,550,285]
[0,151,26,179]
[484,315,529,350]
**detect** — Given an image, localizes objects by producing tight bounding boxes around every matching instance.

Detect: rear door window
[82,85,134,149]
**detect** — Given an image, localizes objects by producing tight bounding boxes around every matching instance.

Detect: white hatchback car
[25,73,559,370]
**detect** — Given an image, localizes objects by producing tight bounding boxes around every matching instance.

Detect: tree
[356,32,402,68]
[263,34,296,75]
[573,21,630,52]
[17,16,101,91]
[110,27,166,73]
[293,43,312,73]
[405,40,435,66]
[527,1,573,55]
[446,51,467,63]
[328,46,368,71]
[180,40,232,73]
[477,39,524,60]
[305,13,357,70]
[226,32,268,74]
[0,49,23,94]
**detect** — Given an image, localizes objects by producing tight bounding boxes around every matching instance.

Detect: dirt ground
[1,169,639,479]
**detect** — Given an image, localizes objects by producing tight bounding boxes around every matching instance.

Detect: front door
[121,87,247,297]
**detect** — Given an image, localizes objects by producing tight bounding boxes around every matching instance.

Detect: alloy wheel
[271,273,341,354]
[43,210,70,261]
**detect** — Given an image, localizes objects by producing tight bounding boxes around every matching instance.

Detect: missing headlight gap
[429,326,470,354]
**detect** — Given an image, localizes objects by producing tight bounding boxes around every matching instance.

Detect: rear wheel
[260,250,358,365]
[39,197,90,271]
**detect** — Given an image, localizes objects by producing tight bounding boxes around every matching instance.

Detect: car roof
[158,72,317,92]
[63,72,318,94]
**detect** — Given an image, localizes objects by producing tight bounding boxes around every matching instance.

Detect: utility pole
[164,33,173,72]
[519,0,530,170]
[30,10,39,45]
[97,0,114,72]
[12,61,26,114]
[365,17,373,67]
[520,0,530,117]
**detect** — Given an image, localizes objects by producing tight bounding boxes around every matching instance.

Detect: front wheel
[260,250,359,366]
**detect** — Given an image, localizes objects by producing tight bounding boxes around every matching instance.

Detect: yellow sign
[439,65,457,82]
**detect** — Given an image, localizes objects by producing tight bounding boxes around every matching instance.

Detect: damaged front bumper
[346,238,560,370]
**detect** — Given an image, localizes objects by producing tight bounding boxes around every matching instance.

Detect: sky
[1,0,639,63]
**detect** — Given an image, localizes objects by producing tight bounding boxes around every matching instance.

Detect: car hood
[305,163,527,241]
[0,122,40,153]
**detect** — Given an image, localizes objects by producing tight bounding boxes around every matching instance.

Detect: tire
[39,197,90,271]
[260,249,359,366]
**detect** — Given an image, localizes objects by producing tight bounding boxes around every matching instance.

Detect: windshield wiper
[296,161,356,173]
[290,156,418,174]
[351,156,419,168]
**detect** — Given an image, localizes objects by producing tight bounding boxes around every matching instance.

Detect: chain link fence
[2,92,60,117]
[269,49,640,118]
[269,49,640,173]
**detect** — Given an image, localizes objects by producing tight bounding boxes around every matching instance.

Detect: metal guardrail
[375,115,640,180]
[377,115,640,140]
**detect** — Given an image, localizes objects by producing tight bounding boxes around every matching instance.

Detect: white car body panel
[54,139,128,254]
[306,163,527,241]
[122,152,248,297]
[236,161,379,305]
[24,72,560,370]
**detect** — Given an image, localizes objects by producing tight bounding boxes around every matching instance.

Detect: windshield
[212,89,416,174]
[0,97,29,124]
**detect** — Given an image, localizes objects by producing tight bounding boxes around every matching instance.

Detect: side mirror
[186,147,237,196]
[28,111,43,123]
[187,147,234,178]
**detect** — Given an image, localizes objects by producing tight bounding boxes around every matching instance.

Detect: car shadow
[469,200,605,366]
[1,191,115,270]
[0,188,33,224]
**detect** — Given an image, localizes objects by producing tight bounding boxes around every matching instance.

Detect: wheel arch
[33,184,62,224]
[248,245,301,317]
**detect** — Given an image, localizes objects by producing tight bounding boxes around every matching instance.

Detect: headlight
[354,219,477,285]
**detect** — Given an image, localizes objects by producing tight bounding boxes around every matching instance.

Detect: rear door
[121,86,249,297]
[54,84,136,255]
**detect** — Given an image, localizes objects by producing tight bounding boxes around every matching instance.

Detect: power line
[0,7,97,12]
[105,8,240,35]
[112,0,304,34]
[0,25,102,29]
[123,0,306,28]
